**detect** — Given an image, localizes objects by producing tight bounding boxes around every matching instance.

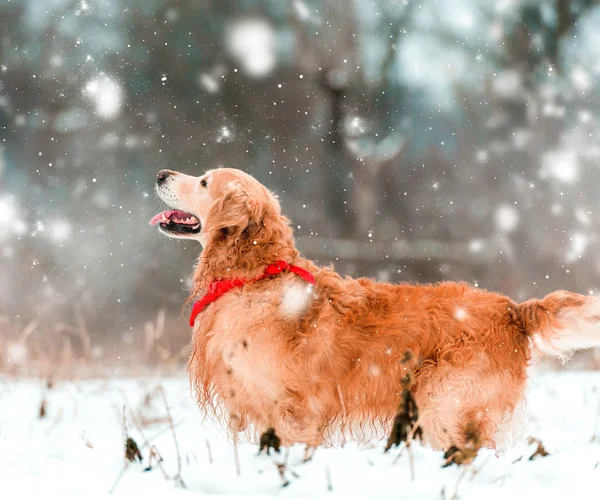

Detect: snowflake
[217,126,234,143]
[76,0,90,16]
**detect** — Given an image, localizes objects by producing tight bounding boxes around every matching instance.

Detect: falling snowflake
[85,75,123,119]
[217,126,234,143]
[226,18,276,78]
[48,219,72,243]
[495,205,520,233]
[76,0,90,16]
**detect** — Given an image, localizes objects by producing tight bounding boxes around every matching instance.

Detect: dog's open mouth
[149,209,201,234]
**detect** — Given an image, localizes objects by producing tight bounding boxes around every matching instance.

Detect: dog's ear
[203,182,263,235]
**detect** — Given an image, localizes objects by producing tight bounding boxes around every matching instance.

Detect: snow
[0,195,26,239]
[48,219,73,243]
[494,205,520,233]
[280,283,314,318]
[5,343,28,365]
[0,196,17,230]
[540,150,580,185]
[293,1,312,22]
[199,73,220,93]
[226,19,276,78]
[2,371,600,499]
[571,67,593,92]
[85,75,123,119]
[454,307,468,321]
[565,232,588,263]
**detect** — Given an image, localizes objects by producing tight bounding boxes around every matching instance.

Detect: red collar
[189,261,316,327]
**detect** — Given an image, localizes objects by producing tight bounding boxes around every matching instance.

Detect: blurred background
[1,0,600,377]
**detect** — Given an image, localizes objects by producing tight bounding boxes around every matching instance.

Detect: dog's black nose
[156,170,172,185]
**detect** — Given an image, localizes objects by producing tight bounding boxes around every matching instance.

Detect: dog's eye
[200,179,207,187]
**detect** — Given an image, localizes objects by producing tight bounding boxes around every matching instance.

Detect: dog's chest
[200,278,315,399]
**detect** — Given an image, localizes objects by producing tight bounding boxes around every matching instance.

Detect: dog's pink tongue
[149,210,174,226]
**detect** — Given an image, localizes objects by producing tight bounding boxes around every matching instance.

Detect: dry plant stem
[115,387,170,479]
[233,441,241,476]
[19,320,38,343]
[408,442,415,482]
[408,418,422,481]
[591,392,600,441]
[325,465,333,492]
[392,445,404,465]
[206,439,214,464]
[451,464,470,500]
[141,418,185,449]
[275,448,291,487]
[151,445,170,479]
[108,464,128,495]
[303,445,316,463]
[276,449,291,487]
[122,405,127,467]
[75,307,92,361]
[44,407,64,437]
[469,454,492,479]
[158,386,184,483]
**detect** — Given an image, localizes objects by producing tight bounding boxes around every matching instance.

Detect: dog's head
[150,168,283,247]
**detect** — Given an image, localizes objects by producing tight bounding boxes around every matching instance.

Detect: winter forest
[3,0,600,498]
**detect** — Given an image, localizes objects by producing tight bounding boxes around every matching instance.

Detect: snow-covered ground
[2,369,600,499]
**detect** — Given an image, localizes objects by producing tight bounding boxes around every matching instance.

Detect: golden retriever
[151,167,600,459]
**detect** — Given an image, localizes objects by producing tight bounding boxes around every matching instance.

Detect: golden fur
[154,167,600,452]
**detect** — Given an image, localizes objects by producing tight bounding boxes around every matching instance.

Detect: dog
[151,167,600,459]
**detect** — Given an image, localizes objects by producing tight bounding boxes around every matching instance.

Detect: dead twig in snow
[114,387,171,481]
[527,437,549,460]
[276,449,291,487]
[591,388,600,442]
[121,405,127,467]
[233,440,241,477]
[451,464,471,500]
[206,439,214,464]
[325,464,333,491]
[158,385,186,487]
[108,465,128,495]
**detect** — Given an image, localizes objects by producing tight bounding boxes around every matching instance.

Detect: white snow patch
[48,219,72,243]
[571,67,592,91]
[469,239,483,253]
[493,70,522,98]
[293,0,311,21]
[280,282,313,318]
[454,307,468,321]
[495,204,520,233]
[540,149,579,185]
[6,342,28,364]
[199,73,220,93]
[0,195,26,238]
[0,196,17,228]
[565,232,588,263]
[85,75,123,119]
[4,374,600,497]
[574,208,592,227]
[226,19,276,78]
[217,126,234,143]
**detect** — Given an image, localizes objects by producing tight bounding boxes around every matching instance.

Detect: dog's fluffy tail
[518,291,600,359]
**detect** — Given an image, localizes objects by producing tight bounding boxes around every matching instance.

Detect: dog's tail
[518,291,600,359]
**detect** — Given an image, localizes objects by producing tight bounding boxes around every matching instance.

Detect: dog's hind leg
[415,364,525,453]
